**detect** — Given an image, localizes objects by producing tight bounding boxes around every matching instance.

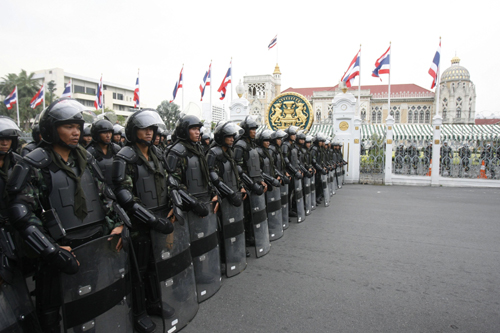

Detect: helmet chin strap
[58,141,79,150]
[136,138,152,146]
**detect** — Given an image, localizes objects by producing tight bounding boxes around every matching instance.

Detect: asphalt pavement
[159,185,500,333]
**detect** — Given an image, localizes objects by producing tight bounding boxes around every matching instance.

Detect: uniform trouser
[288,177,297,212]
[35,264,62,333]
[130,231,162,317]
[315,174,323,199]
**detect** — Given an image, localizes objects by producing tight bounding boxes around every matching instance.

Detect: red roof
[475,119,500,125]
[282,84,434,98]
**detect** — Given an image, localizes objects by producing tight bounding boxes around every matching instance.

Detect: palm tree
[0,70,41,130]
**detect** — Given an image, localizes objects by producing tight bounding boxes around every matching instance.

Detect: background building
[33,68,138,116]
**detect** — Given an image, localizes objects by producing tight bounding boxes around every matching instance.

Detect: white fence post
[384,115,395,185]
[352,117,362,183]
[431,115,443,186]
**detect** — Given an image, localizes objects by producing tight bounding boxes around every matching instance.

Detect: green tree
[46,80,57,104]
[0,70,42,130]
[157,101,181,130]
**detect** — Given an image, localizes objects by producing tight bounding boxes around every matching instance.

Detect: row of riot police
[0,99,346,333]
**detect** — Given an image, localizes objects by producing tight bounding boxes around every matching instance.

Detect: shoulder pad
[86,153,105,182]
[206,150,217,168]
[86,145,96,155]
[12,152,22,164]
[256,147,265,157]
[23,148,51,168]
[165,151,180,173]
[111,143,121,155]
[116,146,138,164]
[6,160,32,193]
[169,142,187,157]
[234,140,247,150]
[269,146,276,153]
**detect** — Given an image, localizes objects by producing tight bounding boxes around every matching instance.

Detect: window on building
[443,108,447,119]
[408,110,413,123]
[419,111,424,123]
[361,110,366,121]
[425,111,430,123]
[86,87,96,95]
[414,111,418,123]
[377,111,382,124]
[116,93,124,101]
[395,111,400,123]
[316,111,321,123]
[456,107,461,118]
[74,85,85,94]
[118,105,125,111]
[372,111,376,123]
[113,92,116,99]
[390,110,394,117]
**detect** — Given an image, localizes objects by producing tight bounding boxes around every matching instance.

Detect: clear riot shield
[187,200,221,303]
[310,174,317,211]
[248,192,271,258]
[303,176,312,216]
[0,270,41,333]
[266,185,283,241]
[328,171,335,196]
[321,173,330,207]
[294,178,306,223]
[220,196,246,278]
[60,234,132,333]
[280,184,290,230]
[151,208,198,332]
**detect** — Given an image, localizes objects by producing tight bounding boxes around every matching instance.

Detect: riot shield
[60,234,133,333]
[280,184,290,230]
[220,196,246,278]
[294,178,306,223]
[303,176,312,216]
[328,171,336,196]
[248,192,271,257]
[187,199,221,303]
[266,186,283,241]
[0,270,41,333]
[150,209,198,332]
[321,173,330,207]
[310,174,316,211]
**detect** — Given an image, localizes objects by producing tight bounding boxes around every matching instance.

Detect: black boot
[134,313,156,333]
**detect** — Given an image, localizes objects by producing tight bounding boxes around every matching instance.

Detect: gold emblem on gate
[339,121,349,131]
[266,92,314,132]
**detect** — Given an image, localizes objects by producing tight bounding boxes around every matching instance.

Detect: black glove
[251,183,264,195]
[322,168,327,175]
[192,201,209,217]
[228,192,242,207]
[295,171,303,179]
[152,217,174,234]
[49,248,79,275]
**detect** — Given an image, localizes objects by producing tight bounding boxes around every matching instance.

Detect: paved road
[158,185,500,333]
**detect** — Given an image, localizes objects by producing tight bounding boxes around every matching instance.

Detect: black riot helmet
[32,124,41,143]
[271,129,287,145]
[285,125,299,137]
[83,124,92,137]
[214,121,244,147]
[201,133,210,141]
[174,114,203,141]
[113,124,123,136]
[239,116,258,137]
[257,129,273,147]
[39,98,86,146]
[296,130,306,141]
[0,115,21,154]
[305,135,313,144]
[91,119,114,144]
[124,109,163,145]
[314,133,326,144]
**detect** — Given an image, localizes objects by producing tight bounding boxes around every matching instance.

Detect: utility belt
[58,223,105,249]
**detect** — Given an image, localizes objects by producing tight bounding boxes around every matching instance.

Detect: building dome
[441,56,470,82]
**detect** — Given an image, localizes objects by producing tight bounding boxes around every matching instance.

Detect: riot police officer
[21,124,41,156]
[80,123,92,148]
[112,124,123,147]
[112,109,177,333]
[311,133,328,205]
[282,126,305,222]
[257,130,283,240]
[166,115,222,303]
[305,135,317,210]
[269,130,291,230]
[201,132,211,154]
[296,131,313,215]
[234,116,271,257]
[7,98,128,333]
[440,141,453,174]
[480,144,495,177]
[207,121,247,276]
[459,143,471,173]
[395,143,405,173]
[86,118,121,188]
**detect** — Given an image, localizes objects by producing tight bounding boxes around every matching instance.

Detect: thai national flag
[61,79,72,98]
[4,87,17,110]
[133,75,140,108]
[170,66,183,103]
[199,62,211,101]
[268,35,277,50]
[428,40,441,89]
[372,46,391,79]
[217,60,232,100]
[341,50,360,88]
[30,85,44,109]
[94,76,103,110]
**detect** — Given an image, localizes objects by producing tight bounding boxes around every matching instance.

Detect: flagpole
[388,42,391,121]
[358,44,361,117]
[43,79,46,110]
[182,64,184,111]
[231,57,233,102]
[15,86,20,127]
[435,37,441,117]
[138,68,140,110]
[101,74,104,114]
[210,60,213,129]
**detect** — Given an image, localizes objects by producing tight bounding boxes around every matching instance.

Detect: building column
[352,117,362,184]
[431,115,443,186]
[384,115,395,185]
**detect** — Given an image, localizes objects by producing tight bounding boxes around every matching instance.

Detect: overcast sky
[2,0,499,117]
